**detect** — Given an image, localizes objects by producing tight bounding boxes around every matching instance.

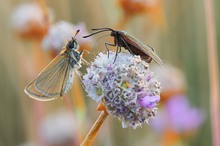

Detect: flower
[83,52,161,129]
[118,0,157,15]
[117,0,166,27]
[39,109,76,145]
[41,21,92,53]
[41,21,75,51]
[150,95,204,133]
[11,3,52,39]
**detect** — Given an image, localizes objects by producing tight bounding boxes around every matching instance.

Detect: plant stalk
[80,111,108,146]
[204,0,220,145]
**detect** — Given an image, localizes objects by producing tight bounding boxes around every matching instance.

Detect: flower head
[11,3,52,39]
[118,0,156,15]
[39,109,76,145]
[83,52,161,129]
[150,95,204,133]
[42,21,92,52]
[117,0,166,27]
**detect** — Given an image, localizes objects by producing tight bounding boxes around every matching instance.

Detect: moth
[24,30,86,101]
[83,28,163,65]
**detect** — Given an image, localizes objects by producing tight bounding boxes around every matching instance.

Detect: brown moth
[83,28,163,65]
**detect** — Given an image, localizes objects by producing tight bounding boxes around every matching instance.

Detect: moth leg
[118,46,122,53]
[81,48,94,56]
[105,42,116,58]
[81,58,91,66]
[113,46,120,63]
[79,49,84,55]
[78,50,91,66]
[121,37,135,55]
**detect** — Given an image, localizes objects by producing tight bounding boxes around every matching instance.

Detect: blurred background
[0,0,219,146]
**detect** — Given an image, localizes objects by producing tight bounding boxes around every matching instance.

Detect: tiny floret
[83,52,161,128]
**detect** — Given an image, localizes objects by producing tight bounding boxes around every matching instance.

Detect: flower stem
[71,77,86,111]
[32,41,47,145]
[38,0,48,21]
[37,0,50,34]
[80,111,108,146]
[204,0,220,145]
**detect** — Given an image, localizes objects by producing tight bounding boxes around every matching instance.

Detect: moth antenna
[74,29,80,38]
[83,29,111,38]
[91,28,114,31]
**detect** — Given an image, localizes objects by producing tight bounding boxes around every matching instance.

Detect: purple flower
[150,95,204,133]
[138,95,160,109]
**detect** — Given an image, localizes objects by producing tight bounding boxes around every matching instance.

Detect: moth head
[67,30,80,50]
[110,30,121,39]
[67,38,78,50]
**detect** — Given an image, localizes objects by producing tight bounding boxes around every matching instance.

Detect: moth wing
[24,78,52,101]
[24,54,74,101]
[122,31,163,65]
